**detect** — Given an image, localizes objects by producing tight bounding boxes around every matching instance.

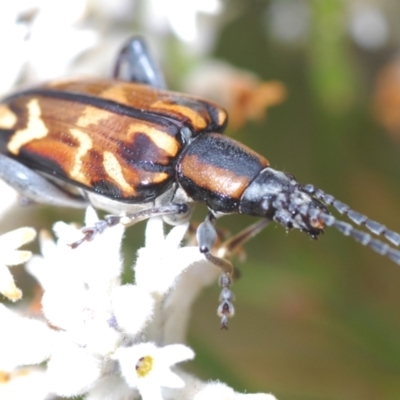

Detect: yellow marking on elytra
[100,82,158,103]
[127,123,180,156]
[45,77,82,87]
[7,99,48,155]
[0,104,17,129]
[151,100,208,130]
[69,129,93,184]
[150,171,169,184]
[78,105,110,127]
[103,151,135,195]
[217,109,228,127]
[100,84,128,103]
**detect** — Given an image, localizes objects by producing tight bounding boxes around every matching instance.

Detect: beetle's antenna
[302,184,400,264]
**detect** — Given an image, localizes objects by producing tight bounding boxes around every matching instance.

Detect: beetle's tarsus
[220,315,229,330]
[218,274,235,329]
[69,203,191,248]
[69,230,95,249]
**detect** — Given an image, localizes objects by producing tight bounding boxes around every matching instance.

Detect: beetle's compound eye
[310,216,325,231]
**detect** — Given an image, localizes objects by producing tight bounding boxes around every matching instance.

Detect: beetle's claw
[69,233,90,249]
[218,299,234,330]
[220,315,229,330]
[68,220,109,248]
[68,228,96,249]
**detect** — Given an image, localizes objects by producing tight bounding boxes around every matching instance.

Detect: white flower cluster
[0,207,277,400]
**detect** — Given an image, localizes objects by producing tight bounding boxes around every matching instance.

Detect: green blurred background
[5,0,400,398]
[179,1,400,399]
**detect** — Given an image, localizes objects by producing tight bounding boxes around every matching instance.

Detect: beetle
[1,37,400,327]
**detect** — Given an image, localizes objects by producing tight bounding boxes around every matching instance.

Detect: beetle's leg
[113,36,167,89]
[197,213,237,328]
[70,203,190,248]
[197,213,235,275]
[0,154,86,209]
[218,219,271,260]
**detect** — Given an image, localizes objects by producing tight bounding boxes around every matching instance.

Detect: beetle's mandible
[1,37,400,328]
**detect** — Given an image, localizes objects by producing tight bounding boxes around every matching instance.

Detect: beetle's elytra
[1,37,400,328]
[0,78,228,203]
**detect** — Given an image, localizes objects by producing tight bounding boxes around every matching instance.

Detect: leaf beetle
[1,37,400,327]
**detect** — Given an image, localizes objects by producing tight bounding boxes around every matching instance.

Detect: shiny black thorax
[176,133,268,214]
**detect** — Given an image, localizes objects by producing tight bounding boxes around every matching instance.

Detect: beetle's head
[240,168,327,237]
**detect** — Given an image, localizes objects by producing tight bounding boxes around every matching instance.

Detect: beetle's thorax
[176,133,269,214]
[240,168,327,237]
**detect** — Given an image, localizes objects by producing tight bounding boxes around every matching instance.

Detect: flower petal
[157,368,185,388]
[0,305,53,370]
[144,216,165,248]
[134,221,199,294]
[2,250,32,266]
[159,344,195,366]
[0,227,36,251]
[0,265,22,301]
[47,334,102,397]
[111,284,154,335]
[0,368,49,400]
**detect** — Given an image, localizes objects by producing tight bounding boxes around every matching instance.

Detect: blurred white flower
[0,304,53,371]
[142,0,223,53]
[0,2,30,94]
[165,370,278,400]
[266,0,310,44]
[0,0,98,95]
[349,5,388,50]
[26,0,97,81]
[0,227,36,301]
[0,367,48,400]
[0,181,19,221]
[192,382,277,400]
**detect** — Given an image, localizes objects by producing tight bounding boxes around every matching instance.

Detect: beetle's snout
[268,186,327,237]
[240,167,327,236]
[297,197,327,237]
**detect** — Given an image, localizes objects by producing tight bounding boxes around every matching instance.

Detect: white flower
[0,304,53,371]
[114,342,194,400]
[135,216,206,294]
[0,208,277,399]
[0,367,48,400]
[0,181,19,220]
[0,208,203,398]
[0,0,98,95]
[27,207,126,333]
[192,382,278,400]
[134,216,219,343]
[142,0,223,53]
[0,3,29,94]
[165,371,278,400]
[0,227,36,301]
[25,0,98,81]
